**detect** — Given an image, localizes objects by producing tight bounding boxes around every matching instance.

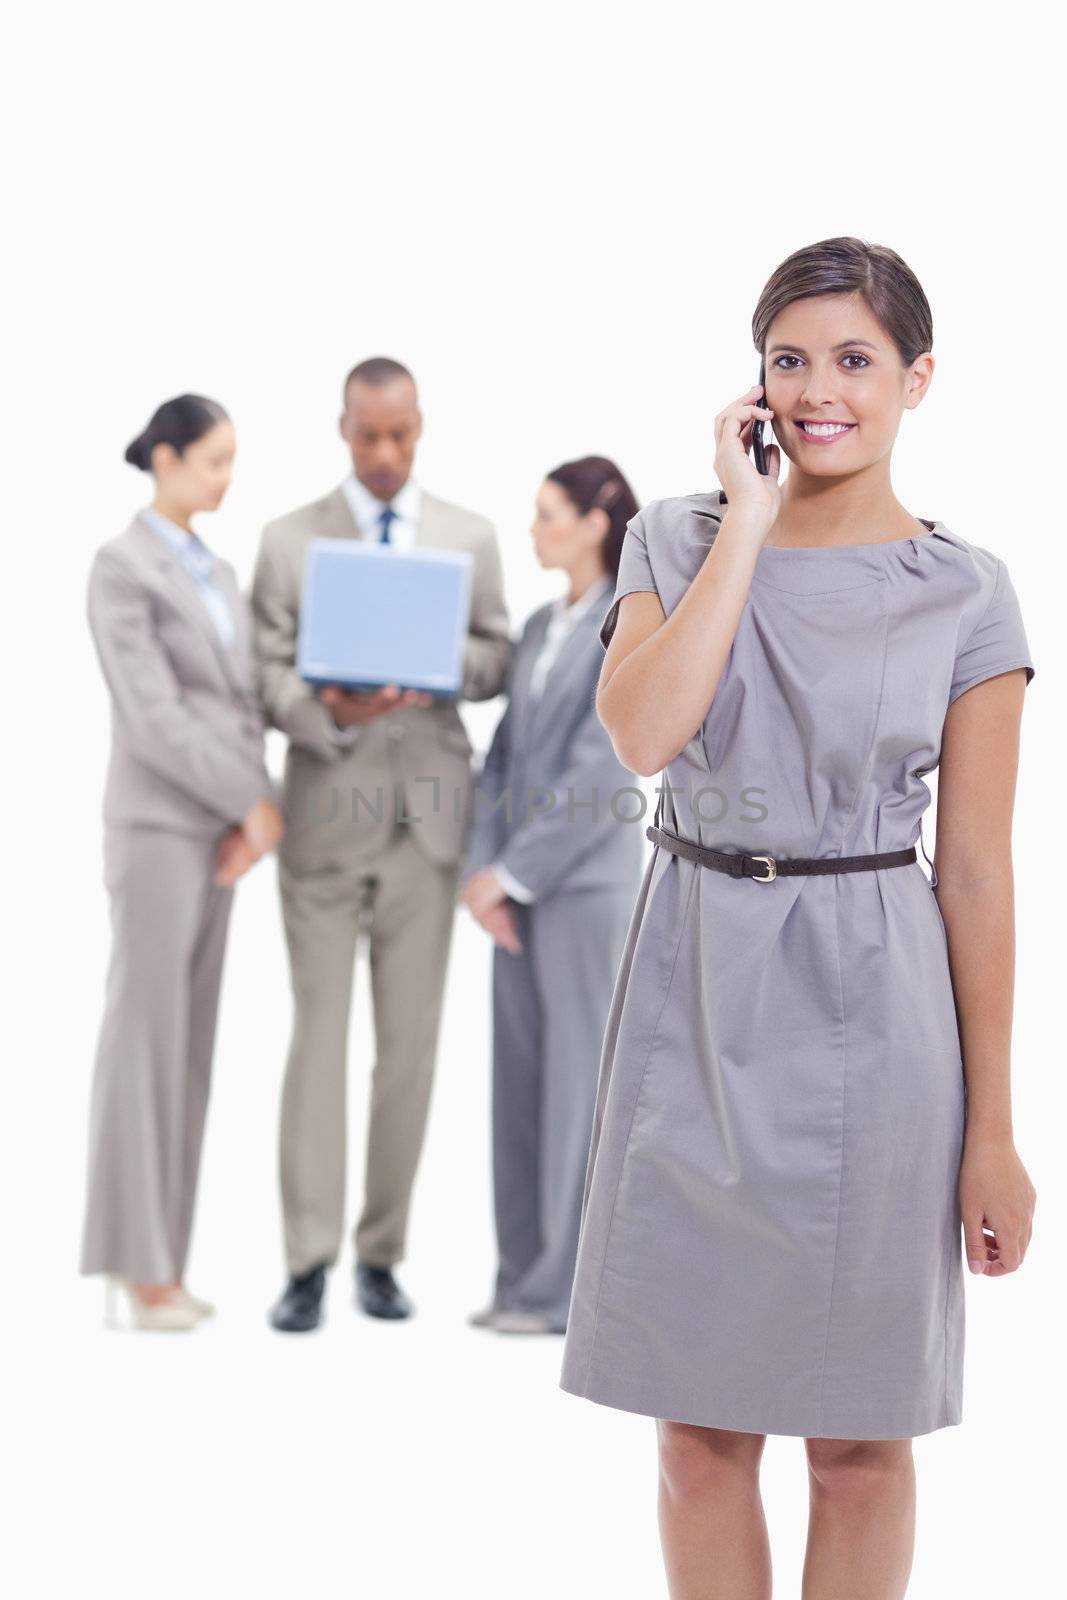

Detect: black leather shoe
[269,1265,327,1332]
[355,1262,414,1319]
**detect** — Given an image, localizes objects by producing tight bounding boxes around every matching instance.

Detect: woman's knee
[805,1438,913,1503]
[657,1420,765,1501]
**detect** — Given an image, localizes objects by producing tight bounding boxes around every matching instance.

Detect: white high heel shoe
[104,1278,200,1332]
[173,1286,215,1319]
[489,1309,561,1335]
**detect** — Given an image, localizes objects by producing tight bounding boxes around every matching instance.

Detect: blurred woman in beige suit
[80,395,284,1330]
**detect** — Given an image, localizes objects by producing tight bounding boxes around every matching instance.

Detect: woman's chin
[787,450,870,480]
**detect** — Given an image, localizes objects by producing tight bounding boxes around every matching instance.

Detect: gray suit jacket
[463,590,645,901]
[251,483,511,870]
[88,515,277,836]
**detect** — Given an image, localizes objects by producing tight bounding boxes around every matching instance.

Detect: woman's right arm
[88,548,277,825]
[462,692,514,879]
[597,387,781,777]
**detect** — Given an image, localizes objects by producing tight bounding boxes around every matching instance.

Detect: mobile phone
[752,359,768,475]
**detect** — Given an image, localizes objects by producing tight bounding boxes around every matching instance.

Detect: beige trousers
[277,821,461,1274]
[80,826,234,1284]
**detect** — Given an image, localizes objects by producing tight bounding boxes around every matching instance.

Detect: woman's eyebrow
[767,338,880,355]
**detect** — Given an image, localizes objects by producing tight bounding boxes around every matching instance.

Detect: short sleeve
[599,509,659,649]
[948,558,1035,706]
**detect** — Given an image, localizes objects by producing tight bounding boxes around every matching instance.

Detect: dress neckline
[759,519,938,554]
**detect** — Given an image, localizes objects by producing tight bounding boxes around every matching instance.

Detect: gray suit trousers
[80,826,234,1283]
[489,886,634,1328]
[278,820,461,1274]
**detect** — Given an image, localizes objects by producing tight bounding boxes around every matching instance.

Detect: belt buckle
[749,854,777,883]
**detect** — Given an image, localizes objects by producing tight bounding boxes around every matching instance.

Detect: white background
[3,4,1062,1596]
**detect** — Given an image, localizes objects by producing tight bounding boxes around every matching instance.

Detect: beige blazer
[88,514,277,836]
[251,483,511,869]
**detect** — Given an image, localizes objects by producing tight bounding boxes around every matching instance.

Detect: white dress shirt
[492,574,614,905]
[341,472,421,550]
[142,507,237,649]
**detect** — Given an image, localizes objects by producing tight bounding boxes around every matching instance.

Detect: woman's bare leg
[802,1438,916,1599]
[657,1420,771,1599]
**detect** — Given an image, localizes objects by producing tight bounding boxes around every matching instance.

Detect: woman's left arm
[933,667,1037,1277]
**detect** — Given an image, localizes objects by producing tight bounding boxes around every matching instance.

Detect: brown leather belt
[646,824,917,883]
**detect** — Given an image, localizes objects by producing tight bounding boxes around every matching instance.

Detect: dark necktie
[378,506,397,544]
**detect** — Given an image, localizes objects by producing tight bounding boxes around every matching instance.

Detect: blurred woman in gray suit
[461,456,645,1335]
[80,395,284,1330]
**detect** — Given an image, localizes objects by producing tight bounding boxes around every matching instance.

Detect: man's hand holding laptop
[319,682,434,727]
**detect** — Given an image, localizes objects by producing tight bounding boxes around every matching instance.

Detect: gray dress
[558,490,1036,1440]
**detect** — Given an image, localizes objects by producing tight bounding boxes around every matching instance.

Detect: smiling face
[764,293,933,479]
[150,420,236,514]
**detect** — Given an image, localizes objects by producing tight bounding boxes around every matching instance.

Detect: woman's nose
[799,364,841,409]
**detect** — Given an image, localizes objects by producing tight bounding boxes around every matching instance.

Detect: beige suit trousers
[278,817,461,1274]
[80,826,234,1283]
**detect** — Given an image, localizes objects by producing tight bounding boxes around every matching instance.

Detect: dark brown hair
[752,237,933,365]
[545,456,640,579]
[124,394,229,472]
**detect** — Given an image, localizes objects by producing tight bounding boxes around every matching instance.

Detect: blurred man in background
[252,357,510,1332]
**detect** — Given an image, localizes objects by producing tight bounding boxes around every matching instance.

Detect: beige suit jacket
[88,514,277,836]
[251,483,511,869]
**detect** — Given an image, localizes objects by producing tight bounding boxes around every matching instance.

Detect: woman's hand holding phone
[713,382,782,531]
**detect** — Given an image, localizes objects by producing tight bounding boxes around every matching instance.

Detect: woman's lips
[794,420,857,444]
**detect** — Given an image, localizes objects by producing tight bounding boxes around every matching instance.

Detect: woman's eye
[772,355,801,370]
[841,353,870,370]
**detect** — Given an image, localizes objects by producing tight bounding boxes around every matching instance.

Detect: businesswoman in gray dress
[460,456,645,1335]
[80,394,284,1330]
[558,241,1038,1598]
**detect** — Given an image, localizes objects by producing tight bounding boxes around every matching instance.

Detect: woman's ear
[904,352,935,411]
[149,440,178,474]
[584,505,610,543]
